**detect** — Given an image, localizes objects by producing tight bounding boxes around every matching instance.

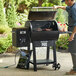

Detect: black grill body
[25,20,59,42]
[14,8,61,71]
[12,28,30,47]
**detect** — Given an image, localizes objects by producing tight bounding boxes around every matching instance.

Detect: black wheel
[52,63,61,70]
[52,64,57,70]
[57,63,61,69]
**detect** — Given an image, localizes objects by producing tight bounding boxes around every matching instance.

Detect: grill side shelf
[59,31,72,34]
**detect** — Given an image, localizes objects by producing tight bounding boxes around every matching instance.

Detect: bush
[0,26,6,34]
[0,0,7,26]
[56,34,69,50]
[18,10,28,26]
[0,33,12,53]
[42,2,54,7]
[0,26,11,34]
[6,0,18,28]
[56,9,65,23]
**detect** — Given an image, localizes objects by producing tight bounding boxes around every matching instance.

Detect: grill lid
[28,7,57,20]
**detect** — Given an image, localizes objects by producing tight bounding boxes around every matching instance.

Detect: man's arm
[54,6,66,10]
[69,8,76,41]
[72,26,76,35]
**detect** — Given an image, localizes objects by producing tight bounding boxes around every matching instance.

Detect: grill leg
[27,44,30,69]
[46,46,50,66]
[53,41,57,68]
[33,44,37,71]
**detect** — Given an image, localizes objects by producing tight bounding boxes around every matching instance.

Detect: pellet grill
[12,7,62,71]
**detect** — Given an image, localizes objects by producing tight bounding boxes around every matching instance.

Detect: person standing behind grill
[54,0,76,75]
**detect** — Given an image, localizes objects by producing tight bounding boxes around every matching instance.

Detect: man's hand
[69,26,76,41]
[68,33,75,41]
[53,5,58,9]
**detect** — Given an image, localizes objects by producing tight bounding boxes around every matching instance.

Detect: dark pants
[71,53,76,71]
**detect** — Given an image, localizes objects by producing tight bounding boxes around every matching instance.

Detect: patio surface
[0,47,75,76]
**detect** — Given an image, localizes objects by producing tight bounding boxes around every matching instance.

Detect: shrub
[42,2,54,7]
[0,26,6,34]
[0,0,7,26]
[0,33,12,53]
[18,10,28,26]
[0,26,11,34]
[6,0,18,28]
[56,34,69,50]
[56,9,65,23]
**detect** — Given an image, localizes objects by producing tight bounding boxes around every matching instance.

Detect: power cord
[0,50,21,68]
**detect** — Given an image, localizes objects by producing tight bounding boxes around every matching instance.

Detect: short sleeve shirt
[66,3,76,26]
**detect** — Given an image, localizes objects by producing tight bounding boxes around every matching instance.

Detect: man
[54,0,76,75]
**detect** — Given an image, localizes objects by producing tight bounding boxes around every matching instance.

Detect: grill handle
[31,7,57,11]
[65,23,69,26]
[32,7,54,9]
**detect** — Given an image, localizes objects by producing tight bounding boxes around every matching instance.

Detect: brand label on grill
[41,41,47,46]
[20,31,26,34]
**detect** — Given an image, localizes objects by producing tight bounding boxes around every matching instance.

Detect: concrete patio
[0,48,75,76]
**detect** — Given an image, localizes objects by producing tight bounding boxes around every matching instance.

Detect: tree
[0,0,7,26]
[38,0,43,6]
[49,0,60,5]
[6,0,18,28]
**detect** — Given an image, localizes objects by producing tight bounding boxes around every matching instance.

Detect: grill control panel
[12,28,30,47]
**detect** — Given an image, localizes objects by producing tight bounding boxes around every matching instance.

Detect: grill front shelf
[30,59,54,65]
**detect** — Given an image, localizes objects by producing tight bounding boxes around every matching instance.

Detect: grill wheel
[52,63,61,70]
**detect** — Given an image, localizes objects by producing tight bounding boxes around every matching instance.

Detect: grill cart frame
[25,20,61,71]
